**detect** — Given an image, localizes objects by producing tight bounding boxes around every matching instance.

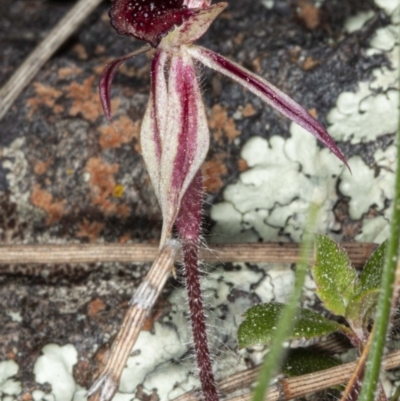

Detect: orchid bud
[141,47,210,245]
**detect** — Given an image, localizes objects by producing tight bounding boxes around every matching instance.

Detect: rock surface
[0,0,398,400]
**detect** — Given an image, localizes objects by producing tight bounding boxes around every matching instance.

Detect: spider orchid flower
[100,0,348,248]
[96,1,348,401]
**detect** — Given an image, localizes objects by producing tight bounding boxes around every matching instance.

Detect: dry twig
[171,348,400,401]
[0,0,104,121]
[88,239,180,401]
[0,241,376,270]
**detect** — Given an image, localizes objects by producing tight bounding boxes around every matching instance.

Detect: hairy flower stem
[176,172,218,401]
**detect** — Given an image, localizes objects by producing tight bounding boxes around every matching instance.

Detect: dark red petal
[189,46,350,170]
[99,44,151,125]
[110,0,195,47]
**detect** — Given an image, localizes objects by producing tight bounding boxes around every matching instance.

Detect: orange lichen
[89,342,111,384]
[119,63,138,77]
[223,118,241,142]
[86,157,118,213]
[233,32,245,46]
[302,56,320,71]
[76,219,105,242]
[93,64,108,76]
[118,233,131,243]
[95,45,106,55]
[252,57,262,74]
[115,204,131,218]
[26,83,63,118]
[30,184,65,225]
[288,46,301,63]
[142,308,163,331]
[238,158,249,172]
[72,43,88,60]
[142,317,154,331]
[242,103,256,117]
[308,108,318,118]
[73,360,91,387]
[66,76,119,122]
[33,159,52,175]
[58,66,83,80]
[85,157,130,216]
[98,115,140,151]
[208,105,241,144]
[87,298,106,316]
[21,393,33,401]
[296,0,320,30]
[202,156,228,192]
[6,351,16,360]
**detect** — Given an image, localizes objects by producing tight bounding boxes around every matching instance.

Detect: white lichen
[344,11,374,33]
[33,344,78,401]
[0,360,21,399]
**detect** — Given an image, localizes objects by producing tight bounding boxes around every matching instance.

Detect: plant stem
[340,331,372,401]
[358,39,400,401]
[251,204,319,401]
[176,172,218,401]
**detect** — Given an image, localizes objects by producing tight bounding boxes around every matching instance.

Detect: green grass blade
[358,30,400,401]
[251,204,318,401]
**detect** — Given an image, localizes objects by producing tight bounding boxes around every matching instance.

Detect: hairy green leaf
[282,348,341,377]
[311,235,357,317]
[346,288,379,338]
[238,302,348,348]
[345,242,387,333]
[360,241,387,293]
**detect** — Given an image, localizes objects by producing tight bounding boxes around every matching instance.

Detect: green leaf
[360,241,387,293]
[282,348,341,377]
[346,288,379,334]
[345,242,387,331]
[250,205,319,401]
[311,235,358,317]
[238,302,348,348]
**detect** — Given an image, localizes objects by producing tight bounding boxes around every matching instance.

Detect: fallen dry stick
[172,348,400,401]
[0,241,376,269]
[0,0,104,121]
[88,239,180,401]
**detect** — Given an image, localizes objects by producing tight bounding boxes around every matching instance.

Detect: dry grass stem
[339,331,372,401]
[88,239,180,401]
[310,334,352,355]
[172,349,400,401]
[0,0,104,121]
[0,242,376,270]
